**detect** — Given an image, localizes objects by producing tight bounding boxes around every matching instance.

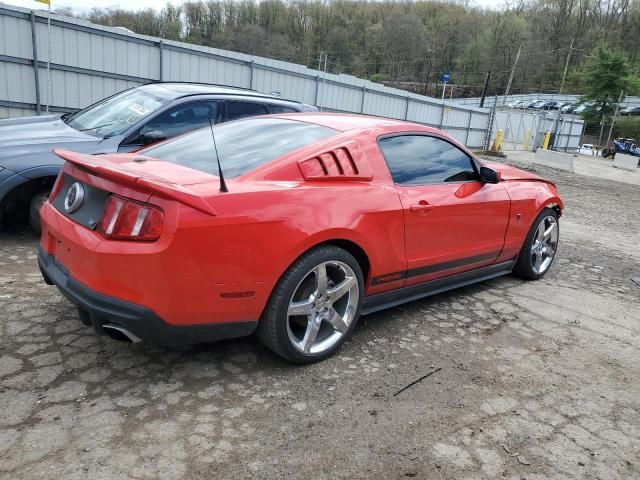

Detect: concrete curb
[533,149,576,173]
[613,153,639,172]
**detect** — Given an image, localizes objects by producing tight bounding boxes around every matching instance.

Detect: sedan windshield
[140,118,338,178]
[65,89,168,138]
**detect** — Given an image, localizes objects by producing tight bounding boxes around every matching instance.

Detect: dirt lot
[1,159,639,480]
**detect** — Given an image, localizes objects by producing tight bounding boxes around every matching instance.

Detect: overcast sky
[15,0,507,14]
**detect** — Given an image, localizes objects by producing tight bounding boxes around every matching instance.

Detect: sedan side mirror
[141,130,168,145]
[480,166,501,184]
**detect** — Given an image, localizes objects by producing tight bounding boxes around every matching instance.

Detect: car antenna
[208,115,228,193]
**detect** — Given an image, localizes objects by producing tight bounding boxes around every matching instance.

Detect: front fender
[498,181,565,262]
[0,166,61,207]
[15,165,62,180]
[0,168,28,205]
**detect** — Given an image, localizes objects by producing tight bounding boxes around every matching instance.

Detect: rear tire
[513,207,560,280]
[257,245,364,364]
[29,191,49,234]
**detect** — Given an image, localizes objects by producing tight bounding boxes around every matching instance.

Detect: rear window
[140,118,338,178]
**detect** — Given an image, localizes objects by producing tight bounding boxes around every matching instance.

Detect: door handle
[410,200,432,213]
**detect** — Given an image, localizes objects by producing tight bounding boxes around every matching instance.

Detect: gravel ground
[1,159,639,480]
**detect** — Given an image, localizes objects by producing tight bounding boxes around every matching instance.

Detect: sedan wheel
[531,216,559,275]
[257,246,363,363]
[29,191,49,234]
[287,261,359,355]
[513,207,560,280]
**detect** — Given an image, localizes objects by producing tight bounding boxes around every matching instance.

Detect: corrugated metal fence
[490,108,585,152]
[452,93,640,109]
[0,3,492,148]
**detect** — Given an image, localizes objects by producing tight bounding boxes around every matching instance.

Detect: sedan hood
[483,161,555,185]
[0,114,101,161]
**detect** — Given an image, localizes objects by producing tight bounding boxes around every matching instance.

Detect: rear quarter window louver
[298,143,373,181]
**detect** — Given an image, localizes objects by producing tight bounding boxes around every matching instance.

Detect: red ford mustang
[38,113,563,363]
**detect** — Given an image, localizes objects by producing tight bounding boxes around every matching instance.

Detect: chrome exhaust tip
[102,323,142,343]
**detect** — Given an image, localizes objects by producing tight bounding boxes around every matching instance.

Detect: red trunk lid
[54,149,218,215]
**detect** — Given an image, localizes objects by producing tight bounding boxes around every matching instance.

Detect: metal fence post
[483,96,498,151]
[532,115,541,150]
[249,61,255,89]
[158,40,164,81]
[565,118,573,151]
[315,75,321,111]
[438,103,445,129]
[464,111,472,146]
[404,96,409,120]
[360,87,366,113]
[30,11,41,114]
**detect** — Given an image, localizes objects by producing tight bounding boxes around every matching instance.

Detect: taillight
[98,195,164,241]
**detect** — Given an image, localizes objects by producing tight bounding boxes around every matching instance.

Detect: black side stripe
[371,251,500,285]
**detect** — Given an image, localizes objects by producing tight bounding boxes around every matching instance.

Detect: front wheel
[29,191,49,234]
[257,246,363,364]
[513,208,560,280]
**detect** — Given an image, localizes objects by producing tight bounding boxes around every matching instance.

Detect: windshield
[65,89,168,138]
[140,118,338,179]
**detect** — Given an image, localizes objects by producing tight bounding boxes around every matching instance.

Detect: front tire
[29,191,49,234]
[257,246,364,364]
[513,207,560,280]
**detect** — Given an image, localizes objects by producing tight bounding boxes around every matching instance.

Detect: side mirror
[480,166,500,184]
[141,130,168,145]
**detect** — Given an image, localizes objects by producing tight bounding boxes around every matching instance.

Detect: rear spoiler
[53,149,216,216]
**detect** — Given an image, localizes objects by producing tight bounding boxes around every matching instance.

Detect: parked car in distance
[532,101,555,110]
[572,103,589,115]
[0,82,316,232]
[573,102,601,116]
[577,144,601,156]
[508,100,527,108]
[38,113,564,363]
[620,105,640,116]
[526,100,543,109]
[561,103,576,114]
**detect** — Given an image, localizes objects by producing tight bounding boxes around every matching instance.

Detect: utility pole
[606,89,625,147]
[479,71,491,108]
[559,38,575,95]
[502,43,522,107]
[423,52,432,96]
[597,115,605,150]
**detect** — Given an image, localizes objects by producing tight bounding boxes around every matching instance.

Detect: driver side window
[378,135,479,185]
[128,101,220,146]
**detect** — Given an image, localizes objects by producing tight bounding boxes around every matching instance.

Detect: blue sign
[441,72,450,83]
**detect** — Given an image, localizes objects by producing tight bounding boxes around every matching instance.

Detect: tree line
[57,0,640,98]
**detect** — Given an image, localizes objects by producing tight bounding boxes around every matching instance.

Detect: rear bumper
[38,247,258,346]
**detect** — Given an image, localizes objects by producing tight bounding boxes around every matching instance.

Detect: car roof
[268,112,438,133]
[138,82,300,103]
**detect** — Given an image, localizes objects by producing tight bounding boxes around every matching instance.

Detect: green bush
[368,73,385,83]
[614,117,640,140]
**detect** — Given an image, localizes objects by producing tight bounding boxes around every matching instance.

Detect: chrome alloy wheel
[286,261,359,355]
[531,215,559,274]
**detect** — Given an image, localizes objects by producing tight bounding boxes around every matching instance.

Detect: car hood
[0,114,101,161]
[483,161,555,185]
